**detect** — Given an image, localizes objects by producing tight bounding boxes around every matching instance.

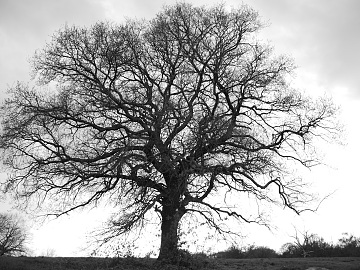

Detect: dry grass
[0,256,359,270]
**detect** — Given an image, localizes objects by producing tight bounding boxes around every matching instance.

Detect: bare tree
[0,3,338,261]
[0,213,27,256]
[282,229,323,258]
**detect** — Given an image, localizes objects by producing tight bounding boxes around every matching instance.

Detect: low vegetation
[214,232,360,259]
[281,233,360,258]
[215,245,278,259]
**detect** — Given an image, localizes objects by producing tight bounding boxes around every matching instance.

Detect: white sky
[0,0,359,256]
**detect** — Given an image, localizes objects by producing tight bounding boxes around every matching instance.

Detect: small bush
[246,245,278,258]
[214,246,244,259]
[214,245,278,259]
[155,249,215,270]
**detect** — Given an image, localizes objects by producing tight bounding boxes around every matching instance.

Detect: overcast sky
[1,0,359,256]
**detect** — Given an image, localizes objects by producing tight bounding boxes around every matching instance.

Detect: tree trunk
[157,203,184,262]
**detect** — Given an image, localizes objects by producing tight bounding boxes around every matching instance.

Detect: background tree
[0,213,27,256]
[281,230,312,257]
[0,3,338,261]
[281,229,332,258]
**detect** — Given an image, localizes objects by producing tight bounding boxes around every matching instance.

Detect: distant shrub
[214,245,278,259]
[155,249,215,270]
[214,245,244,259]
[336,233,360,257]
[246,245,278,258]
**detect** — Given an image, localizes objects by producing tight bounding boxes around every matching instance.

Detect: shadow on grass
[0,256,215,270]
[0,256,360,270]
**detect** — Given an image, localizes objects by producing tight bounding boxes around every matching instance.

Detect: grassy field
[0,256,360,270]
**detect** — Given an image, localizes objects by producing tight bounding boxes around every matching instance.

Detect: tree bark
[157,202,184,262]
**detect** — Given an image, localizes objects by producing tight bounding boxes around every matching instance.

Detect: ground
[0,256,359,270]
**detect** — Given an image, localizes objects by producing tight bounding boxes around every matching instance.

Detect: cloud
[248,0,360,97]
[0,0,107,96]
[0,0,105,36]
[1,0,359,98]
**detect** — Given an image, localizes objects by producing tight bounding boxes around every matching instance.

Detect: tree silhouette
[282,229,322,258]
[0,3,338,261]
[0,213,27,256]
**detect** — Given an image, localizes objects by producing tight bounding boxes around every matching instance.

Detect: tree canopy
[0,3,338,261]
